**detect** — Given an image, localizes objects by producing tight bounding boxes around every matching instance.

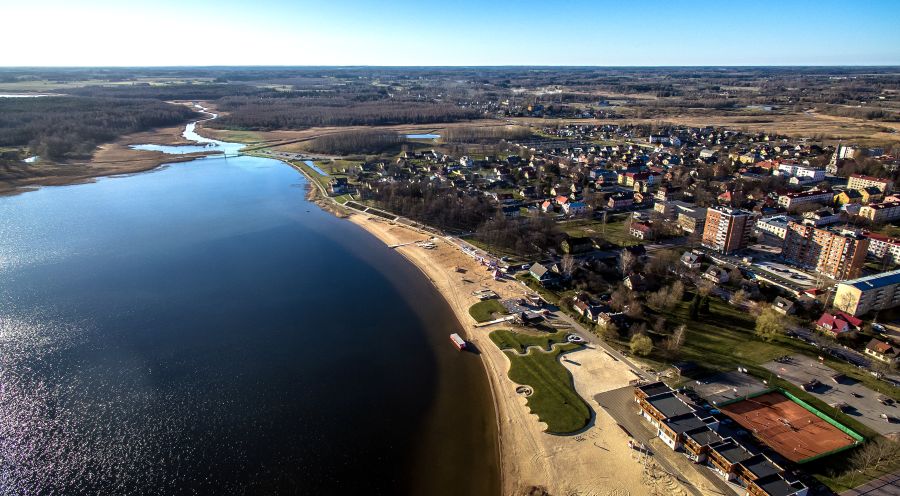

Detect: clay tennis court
[720,391,859,463]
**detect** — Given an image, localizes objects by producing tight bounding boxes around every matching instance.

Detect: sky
[2,0,899,66]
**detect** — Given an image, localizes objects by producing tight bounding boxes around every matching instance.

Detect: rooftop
[741,454,782,479]
[685,426,724,447]
[646,391,696,419]
[752,474,806,496]
[637,381,672,398]
[841,268,900,291]
[710,438,754,465]
[663,413,711,435]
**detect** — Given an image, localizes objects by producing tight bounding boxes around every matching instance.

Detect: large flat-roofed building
[702,206,752,254]
[865,233,900,266]
[782,222,868,280]
[859,201,900,224]
[756,215,792,239]
[833,268,900,316]
[848,174,893,194]
[777,189,834,210]
[678,207,708,233]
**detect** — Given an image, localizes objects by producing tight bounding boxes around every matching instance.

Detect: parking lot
[752,260,820,289]
[763,355,900,436]
[686,371,769,406]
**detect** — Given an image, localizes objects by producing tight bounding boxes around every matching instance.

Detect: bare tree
[666,324,687,353]
[560,254,576,279]
[618,249,636,276]
[848,438,900,480]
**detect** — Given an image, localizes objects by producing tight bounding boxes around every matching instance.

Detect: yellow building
[834,269,900,316]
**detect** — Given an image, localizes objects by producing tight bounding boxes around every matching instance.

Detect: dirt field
[720,391,859,463]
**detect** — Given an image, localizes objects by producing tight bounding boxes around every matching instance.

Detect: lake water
[0,130,498,494]
[304,160,329,176]
[130,120,244,156]
[405,134,441,140]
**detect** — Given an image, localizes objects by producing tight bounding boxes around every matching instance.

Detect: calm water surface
[0,147,498,494]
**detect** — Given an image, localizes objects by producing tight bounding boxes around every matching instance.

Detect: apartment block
[833,269,900,316]
[702,206,752,253]
[782,222,869,280]
[777,189,834,210]
[859,201,900,224]
[847,174,893,194]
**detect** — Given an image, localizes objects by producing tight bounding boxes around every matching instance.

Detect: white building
[775,163,825,183]
[756,215,792,239]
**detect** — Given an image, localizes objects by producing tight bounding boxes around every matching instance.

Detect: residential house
[865,339,899,364]
[529,263,558,286]
[816,311,861,338]
[329,177,351,195]
[772,297,796,315]
[623,274,647,291]
[702,267,730,285]
[608,192,635,210]
[501,205,521,218]
[681,252,701,269]
[630,222,653,240]
[561,237,594,255]
[562,201,589,216]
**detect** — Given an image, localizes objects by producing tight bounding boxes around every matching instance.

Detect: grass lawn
[290,160,332,191]
[559,216,637,247]
[468,300,508,323]
[490,330,589,434]
[314,159,360,175]
[489,329,572,354]
[651,297,790,370]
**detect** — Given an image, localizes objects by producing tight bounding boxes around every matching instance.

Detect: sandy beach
[342,212,697,496]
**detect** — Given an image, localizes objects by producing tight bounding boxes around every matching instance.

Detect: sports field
[720,391,860,463]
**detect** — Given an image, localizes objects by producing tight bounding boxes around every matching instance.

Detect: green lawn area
[290,160,332,191]
[314,159,360,175]
[490,330,589,434]
[559,216,638,247]
[651,297,790,370]
[333,194,353,205]
[489,329,572,354]
[468,299,508,323]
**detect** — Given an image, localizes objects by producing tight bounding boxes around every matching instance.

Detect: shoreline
[298,189,685,494]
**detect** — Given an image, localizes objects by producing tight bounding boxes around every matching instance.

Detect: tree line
[0,97,198,160]
[210,97,482,130]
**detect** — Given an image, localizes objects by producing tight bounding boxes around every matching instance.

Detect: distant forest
[304,130,402,155]
[0,97,198,160]
[210,97,481,129]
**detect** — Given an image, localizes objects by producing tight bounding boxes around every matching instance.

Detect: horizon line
[2,64,900,70]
